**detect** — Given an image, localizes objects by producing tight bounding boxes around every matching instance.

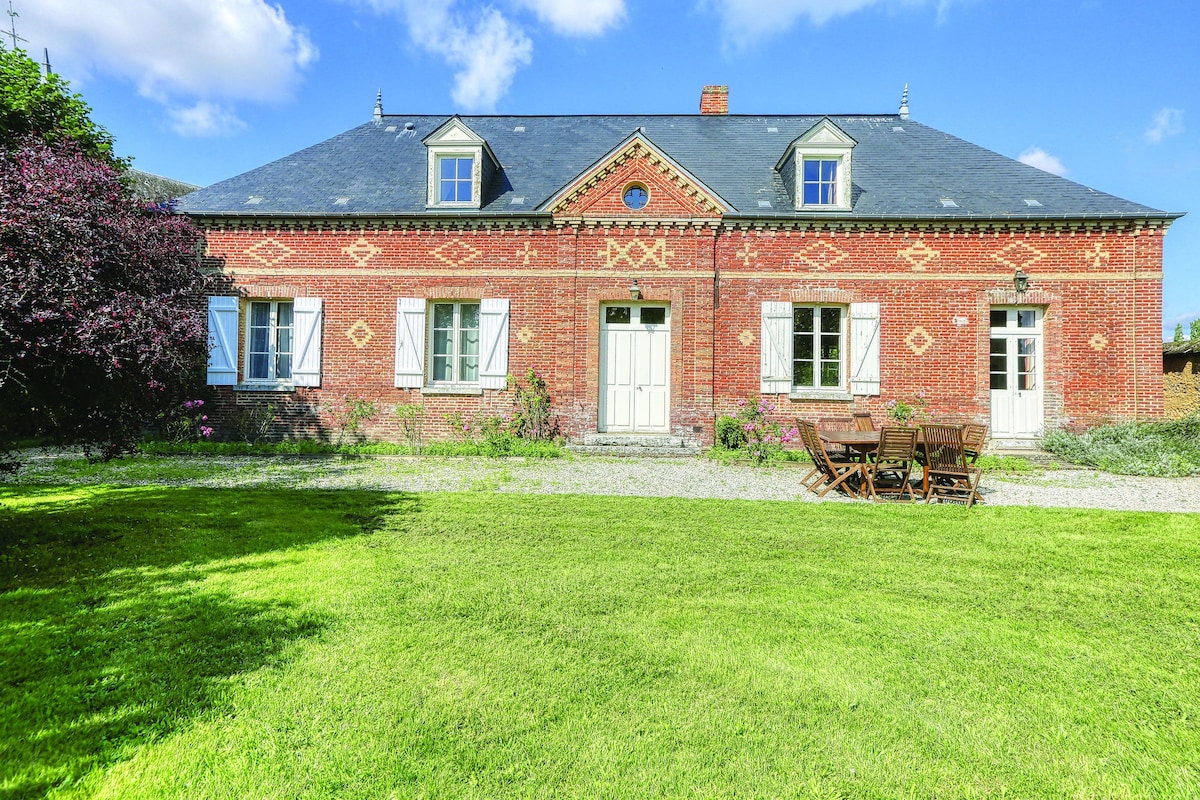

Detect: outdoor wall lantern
[629,278,642,300]
[1013,269,1030,294]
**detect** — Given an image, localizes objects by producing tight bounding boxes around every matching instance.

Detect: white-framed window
[206,296,323,388]
[395,297,509,391]
[802,159,840,206]
[792,305,845,389]
[761,301,879,397]
[430,301,480,383]
[246,300,294,382]
[438,155,474,204]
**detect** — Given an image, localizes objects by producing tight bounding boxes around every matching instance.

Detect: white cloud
[701,0,957,49]
[19,0,314,129]
[1145,108,1184,143]
[167,101,246,137]
[1018,146,1068,177]
[358,1,532,111]
[514,0,626,36]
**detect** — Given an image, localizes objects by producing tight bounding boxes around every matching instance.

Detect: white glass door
[989,307,1043,440]
[600,305,670,433]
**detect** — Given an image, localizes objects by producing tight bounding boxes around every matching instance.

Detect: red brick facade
[198,135,1169,446]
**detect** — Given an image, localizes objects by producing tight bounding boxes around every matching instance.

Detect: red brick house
[179,87,1181,449]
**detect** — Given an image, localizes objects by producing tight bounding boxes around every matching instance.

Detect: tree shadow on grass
[0,486,419,799]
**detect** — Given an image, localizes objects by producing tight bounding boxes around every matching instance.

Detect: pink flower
[737,399,746,407]
[201,415,208,421]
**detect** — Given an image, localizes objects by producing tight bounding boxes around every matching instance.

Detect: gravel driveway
[10,453,1200,513]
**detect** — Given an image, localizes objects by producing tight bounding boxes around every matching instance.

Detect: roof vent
[385,125,397,132]
[892,126,905,132]
[333,197,350,206]
[509,196,526,205]
[757,200,773,209]
[1024,198,1043,207]
[514,125,525,133]
[939,198,958,208]
[766,126,778,133]
[245,195,263,205]
[404,122,415,130]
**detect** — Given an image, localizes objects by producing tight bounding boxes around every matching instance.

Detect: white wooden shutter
[291,297,323,387]
[206,296,239,386]
[849,302,881,396]
[394,298,426,388]
[479,298,510,390]
[760,301,793,394]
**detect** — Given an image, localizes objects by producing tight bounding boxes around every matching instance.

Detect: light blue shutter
[479,298,510,390]
[760,301,793,394]
[206,296,239,386]
[394,298,426,388]
[849,302,881,396]
[292,297,323,387]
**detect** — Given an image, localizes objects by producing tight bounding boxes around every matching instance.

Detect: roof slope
[177,113,1176,221]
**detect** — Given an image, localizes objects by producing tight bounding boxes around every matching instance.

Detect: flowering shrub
[161,399,214,444]
[715,397,799,464]
[884,393,929,427]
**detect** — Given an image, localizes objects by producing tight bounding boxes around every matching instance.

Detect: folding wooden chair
[921,423,982,506]
[852,412,876,432]
[798,419,865,499]
[962,423,988,466]
[818,416,854,459]
[863,426,918,501]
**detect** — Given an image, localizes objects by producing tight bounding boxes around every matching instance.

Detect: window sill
[789,390,853,402]
[234,382,295,393]
[422,384,483,397]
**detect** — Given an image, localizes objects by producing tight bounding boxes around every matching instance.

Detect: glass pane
[820,334,840,360]
[1019,368,1036,391]
[640,307,665,325]
[605,306,630,324]
[276,327,292,356]
[820,362,840,386]
[1017,310,1036,328]
[1018,338,1035,356]
[460,303,480,330]
[277,302,293,327]
[460,327,479,357]
[249,353,268,380]
[456,180,472,203]
[793,307,813,333]
[276,354,292,380]
[441,158,456,179]
[250,325,269,353]
[820,307,840,333]
[433,304,454,328]
[990,309,1007,328]
[459,355,478,382]
[457,158,473,179]
[990,372,1007,390]
[433,329,452,358]
[990,337,1007,357]
[431,355,452,382]
[803,160,820,180]
[794,334,813,360]
[803,183,820,204]
[821,160,837,181]
[794,362,814,387]
[990,355,1008,373]
[250,302,270,326]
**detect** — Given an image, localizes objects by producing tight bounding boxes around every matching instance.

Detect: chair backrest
[852,412,876,432]
[921,424,967,471]
[962,423,988,458]
[876,426,917,465]
[798,419,836,472]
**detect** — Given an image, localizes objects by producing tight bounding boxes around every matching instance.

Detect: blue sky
[14,0,1198,336]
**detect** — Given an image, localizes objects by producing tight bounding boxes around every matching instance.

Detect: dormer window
[803,159,839,205]
[778,117,856,212]
[439,155,474,203]
[424,117,499,210]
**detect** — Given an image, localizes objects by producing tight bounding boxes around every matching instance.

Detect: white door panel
[600,306,670,433]
[990,308,1043,440]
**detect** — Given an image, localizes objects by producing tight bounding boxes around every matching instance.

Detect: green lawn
[2,484,1198,798]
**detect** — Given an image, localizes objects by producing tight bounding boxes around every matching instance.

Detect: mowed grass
[2,485,1199,799]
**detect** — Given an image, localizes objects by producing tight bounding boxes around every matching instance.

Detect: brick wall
[197,212,1167,445]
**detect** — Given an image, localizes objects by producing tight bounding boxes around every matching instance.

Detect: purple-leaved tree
[0,137,208,461]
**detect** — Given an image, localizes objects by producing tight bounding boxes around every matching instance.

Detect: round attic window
[622,183,649,210]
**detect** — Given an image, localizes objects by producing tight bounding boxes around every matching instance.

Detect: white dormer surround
[423,117,500,210]
[778,118,856,212]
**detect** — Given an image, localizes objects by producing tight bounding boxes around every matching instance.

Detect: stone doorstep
[568,433,701,457]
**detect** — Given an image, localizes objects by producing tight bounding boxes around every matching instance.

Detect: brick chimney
[700,85,728,115]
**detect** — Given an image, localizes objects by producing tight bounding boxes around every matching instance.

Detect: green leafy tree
[0,45,118,163]
[1174,323,1185,342]
[1192,319,1200,341]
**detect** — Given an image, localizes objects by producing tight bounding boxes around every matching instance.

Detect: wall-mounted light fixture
[1013,269,1030,294]
[629,279,642,300]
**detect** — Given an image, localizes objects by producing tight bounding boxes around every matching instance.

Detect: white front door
[600,304,670,433]
[989,307,1044,441]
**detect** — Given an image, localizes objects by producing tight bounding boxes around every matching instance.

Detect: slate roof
[177,113,1178,221]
